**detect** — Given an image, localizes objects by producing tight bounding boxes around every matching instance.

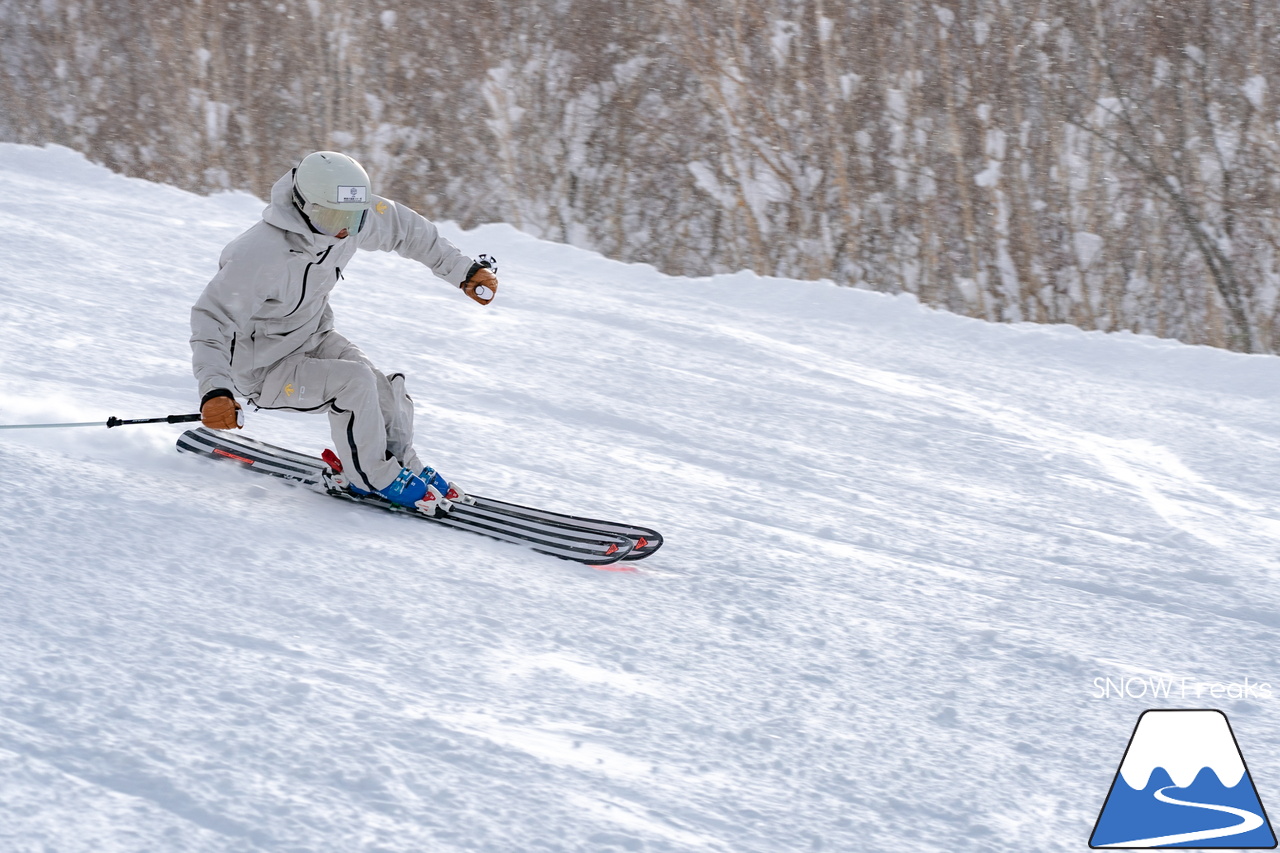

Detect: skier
[190,150,498,511]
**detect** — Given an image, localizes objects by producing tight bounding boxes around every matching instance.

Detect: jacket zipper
[286,245,333,317]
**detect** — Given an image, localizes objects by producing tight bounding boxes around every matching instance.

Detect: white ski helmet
[292,151,373,236]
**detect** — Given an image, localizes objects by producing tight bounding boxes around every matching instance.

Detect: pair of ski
[176,427,662,568]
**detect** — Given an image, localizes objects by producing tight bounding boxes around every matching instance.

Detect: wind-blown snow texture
[2,143,1280,852]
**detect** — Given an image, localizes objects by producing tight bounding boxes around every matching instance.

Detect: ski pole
[0,413,202,430]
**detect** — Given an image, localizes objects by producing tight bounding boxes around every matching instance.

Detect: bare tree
[1056,0,1279,351]
[2,0,1279,351]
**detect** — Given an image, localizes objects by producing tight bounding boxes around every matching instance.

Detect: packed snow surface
[3,143,1280,852]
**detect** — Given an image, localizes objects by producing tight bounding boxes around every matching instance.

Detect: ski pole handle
[107,414,203,428]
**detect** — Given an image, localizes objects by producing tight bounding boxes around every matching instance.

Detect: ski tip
[620,532,662,561]
[583,538,636,569]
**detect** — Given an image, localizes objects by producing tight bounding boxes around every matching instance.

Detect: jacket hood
[262,170,331,243]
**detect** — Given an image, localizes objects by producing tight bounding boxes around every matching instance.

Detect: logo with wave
[1091,709,1276,848]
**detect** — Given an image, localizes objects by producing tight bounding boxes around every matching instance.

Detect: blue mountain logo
[1091,709,1276,848]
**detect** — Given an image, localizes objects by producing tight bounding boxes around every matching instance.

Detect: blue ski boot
[350,467,429,509]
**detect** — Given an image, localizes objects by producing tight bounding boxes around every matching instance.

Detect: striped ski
[175,427,661,565]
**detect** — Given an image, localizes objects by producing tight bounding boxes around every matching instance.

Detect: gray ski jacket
[190,170,474,400]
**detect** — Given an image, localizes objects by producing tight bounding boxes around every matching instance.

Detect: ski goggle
[306,204,368,237]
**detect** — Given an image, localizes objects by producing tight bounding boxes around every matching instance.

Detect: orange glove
[461,267,498,305]
[461,262,498,306]
[200,390,243,430]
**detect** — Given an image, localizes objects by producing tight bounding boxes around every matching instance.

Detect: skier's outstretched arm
[355,197,499,305]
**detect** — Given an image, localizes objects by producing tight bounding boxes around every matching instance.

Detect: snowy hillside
[3,143,1280,852]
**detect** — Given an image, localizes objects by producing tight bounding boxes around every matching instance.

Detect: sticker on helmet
[337,185,368,203]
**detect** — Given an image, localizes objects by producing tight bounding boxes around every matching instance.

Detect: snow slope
[3,143,1280,852]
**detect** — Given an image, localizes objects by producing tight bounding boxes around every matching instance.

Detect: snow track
[2,144,1280,852]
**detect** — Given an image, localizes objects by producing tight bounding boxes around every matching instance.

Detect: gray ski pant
[254,331,423,491]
